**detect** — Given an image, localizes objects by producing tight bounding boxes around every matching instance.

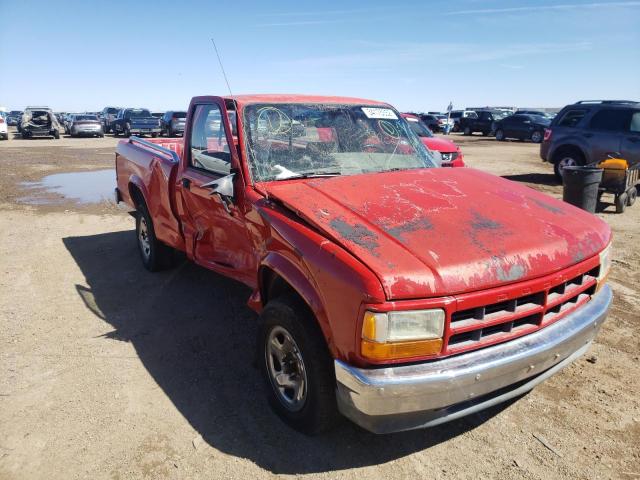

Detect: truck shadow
[63,230,515,474]
[502,173,559,187]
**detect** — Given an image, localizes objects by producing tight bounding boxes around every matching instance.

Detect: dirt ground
[1,128,639,480]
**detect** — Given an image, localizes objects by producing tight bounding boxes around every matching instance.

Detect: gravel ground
[0,129,639,479]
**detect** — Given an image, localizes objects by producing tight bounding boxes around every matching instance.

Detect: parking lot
[0,127,638,479]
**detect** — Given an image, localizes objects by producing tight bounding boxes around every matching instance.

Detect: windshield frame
[241,102,438,184]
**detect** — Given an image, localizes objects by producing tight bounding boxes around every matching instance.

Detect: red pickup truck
[115,94,613,434]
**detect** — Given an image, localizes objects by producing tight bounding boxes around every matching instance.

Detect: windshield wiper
[281,171,342,179]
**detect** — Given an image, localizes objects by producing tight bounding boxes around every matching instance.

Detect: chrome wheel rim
[558,157,577,173]
[532,131,542,142]
[138,217,151,260]
[496,130,503,140]
[265,326,307,412]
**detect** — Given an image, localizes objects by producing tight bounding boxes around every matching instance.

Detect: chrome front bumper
[335,285,612,434]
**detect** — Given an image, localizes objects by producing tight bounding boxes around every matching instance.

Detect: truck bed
[115,137,185,251]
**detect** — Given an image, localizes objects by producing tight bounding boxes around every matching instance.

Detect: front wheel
[495,129,505,141]
[124,124,131,137]
[463,126,471,136]
[259,295,339,435]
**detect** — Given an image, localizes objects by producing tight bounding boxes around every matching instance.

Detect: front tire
[463,126,471,136]
[135,203,174,271]
[495,129,505,141]
[259,295,339,435]
[531,130,543,143]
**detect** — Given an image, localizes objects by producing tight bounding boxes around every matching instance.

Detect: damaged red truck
[115,95,612,434]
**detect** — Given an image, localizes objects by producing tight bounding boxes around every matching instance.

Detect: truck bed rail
[128,136,180,164]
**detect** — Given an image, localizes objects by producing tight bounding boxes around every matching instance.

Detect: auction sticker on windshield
[361,107,398,120]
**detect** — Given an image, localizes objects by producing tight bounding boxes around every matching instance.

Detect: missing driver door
[178,100,254,285]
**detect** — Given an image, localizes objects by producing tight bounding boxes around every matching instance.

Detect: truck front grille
[445,265,599,355]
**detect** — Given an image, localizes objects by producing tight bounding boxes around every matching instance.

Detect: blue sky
[1,0,639,112]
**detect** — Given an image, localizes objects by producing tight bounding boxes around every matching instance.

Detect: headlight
[361,309,445,361]
[596,243,612,290]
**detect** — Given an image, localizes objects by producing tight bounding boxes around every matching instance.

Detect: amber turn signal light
[361,338,443,361]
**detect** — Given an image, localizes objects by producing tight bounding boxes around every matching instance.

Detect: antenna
[210,38,233,98]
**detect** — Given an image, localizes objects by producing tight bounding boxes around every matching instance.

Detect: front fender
[260,252,332,348]
[253,203,386,363]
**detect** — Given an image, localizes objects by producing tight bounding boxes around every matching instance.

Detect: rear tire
[258,294,340,435]
[553,148,585,183]
[135,202,174,271]
[615,193,628,214]
[463,126,471,136]
[495,129,505,141]
[627,187,637,206]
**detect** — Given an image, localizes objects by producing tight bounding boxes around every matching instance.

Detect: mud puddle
[19,169,116,206]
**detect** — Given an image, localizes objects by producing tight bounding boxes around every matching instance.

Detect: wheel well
[261,268,297,306]
[128,183,146,210]
[552,144,585,165]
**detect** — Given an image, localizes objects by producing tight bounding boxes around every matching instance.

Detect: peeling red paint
[264,168,610,299]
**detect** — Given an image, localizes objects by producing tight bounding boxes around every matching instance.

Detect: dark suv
[541,100,640,180]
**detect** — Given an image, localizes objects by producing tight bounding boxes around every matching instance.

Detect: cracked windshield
[244,104,439,181]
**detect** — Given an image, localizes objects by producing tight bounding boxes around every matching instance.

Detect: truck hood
[262,168,610,300]
[420,136,458,153]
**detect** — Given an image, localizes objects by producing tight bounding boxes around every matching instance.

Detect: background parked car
[20,107,60,139]
[541,100,640,180]
[7,110,22,126]
[0,112,8,140]
[100,106,121,133]
[418,114,441,132]
[460,109,509,136]
[160,110,187,137]
[401,113,465,166]
[151,112,163,119]
[69,114,104,137]
[63,113,80,134]
[450,110,477,132]
[516,109,552,118]
[494,114,551,143]
[112,108,161,137]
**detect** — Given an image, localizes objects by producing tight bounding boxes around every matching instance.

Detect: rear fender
[550,139,589,164]
[127,174,150,210]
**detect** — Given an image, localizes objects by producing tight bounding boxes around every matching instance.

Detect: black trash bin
[562,166,603,213]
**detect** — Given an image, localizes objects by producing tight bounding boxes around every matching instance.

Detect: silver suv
[540,100,640,181]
